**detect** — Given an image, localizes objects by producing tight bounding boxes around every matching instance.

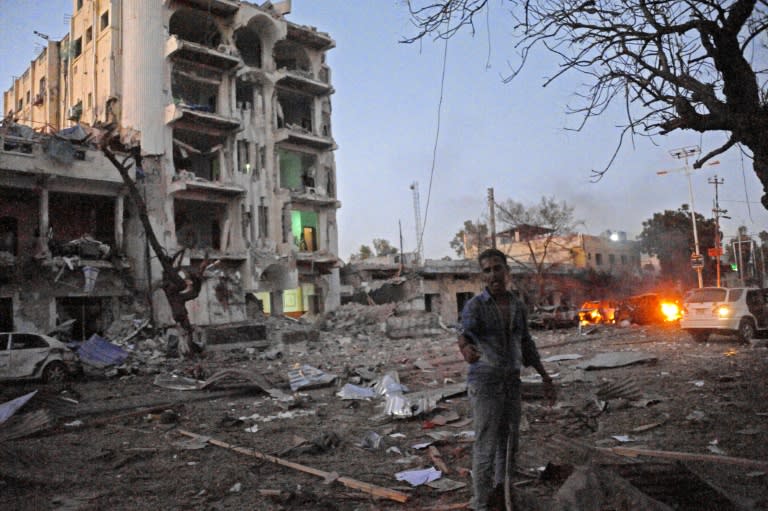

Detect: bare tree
[101,136,210,357]
[495,196,581,297]
[404,1,768,205]
[450,219,489,257]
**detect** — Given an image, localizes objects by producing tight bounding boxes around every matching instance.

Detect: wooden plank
[428,446,451,475]
[177,429,409,503]
[600,446,768,470]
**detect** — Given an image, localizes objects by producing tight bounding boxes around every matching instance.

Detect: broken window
[169,8,221,49]
[100,10,109,31]
[73,37,82,58]
[595,253,603,266]
[85,26,93,43]
[48,192,115,254]
[173,132,223,181]
[278,149,316,191]
[171,64,218,113]
[236,81,255,110]
[0,298,12,331]
[274,40,311,75]
[0,217,18,256]
[3,137,33,154]
[258,204,268,239]
[174,198,226,251]
[291,210,318,252]
[234,27,262,68]
[56,297,111,342]
[325,166,335,197]
[621,254,627,264]
[0,189,36,257]
[237,140,252,174]
[276,89,313,131]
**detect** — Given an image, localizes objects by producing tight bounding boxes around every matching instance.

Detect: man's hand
[457,335,480,363]
[460,343,481,363]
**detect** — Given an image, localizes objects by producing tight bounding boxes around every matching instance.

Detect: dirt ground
[2,316,768,511]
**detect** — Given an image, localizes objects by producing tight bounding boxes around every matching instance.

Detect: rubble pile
[318,302,398,334]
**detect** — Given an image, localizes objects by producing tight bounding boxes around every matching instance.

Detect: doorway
[0,298,12,331]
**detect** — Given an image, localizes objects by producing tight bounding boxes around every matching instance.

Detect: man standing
[458,248,555,510]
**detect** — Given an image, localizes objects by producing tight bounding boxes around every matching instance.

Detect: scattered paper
[395,467,442,486]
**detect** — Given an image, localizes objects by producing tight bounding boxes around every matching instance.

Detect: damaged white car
[0,332,81,383]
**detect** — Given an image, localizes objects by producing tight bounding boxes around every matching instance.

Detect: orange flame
[661,302,681,322]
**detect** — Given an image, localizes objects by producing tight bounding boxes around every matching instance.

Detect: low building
[467,226,642,277]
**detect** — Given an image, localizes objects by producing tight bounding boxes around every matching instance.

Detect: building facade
[1,0,341,336]
[466,227,642,277]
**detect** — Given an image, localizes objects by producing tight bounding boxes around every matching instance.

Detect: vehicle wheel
[43,361,67,383]
[738,318,756,343]
[689,330,709,343]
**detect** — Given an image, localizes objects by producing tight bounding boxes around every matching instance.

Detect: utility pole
[410,182,422,264]
[708,175,727,287]
[398,220,404,273]
[659,146,710,288]
[487,187,496,249]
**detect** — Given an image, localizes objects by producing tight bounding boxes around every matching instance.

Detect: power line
[418,22,449,259]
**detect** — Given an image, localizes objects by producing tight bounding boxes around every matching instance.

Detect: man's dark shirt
[460,288,543,384]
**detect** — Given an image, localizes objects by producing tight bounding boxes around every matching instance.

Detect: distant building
[466,226,642,277]
[1,0,340,334]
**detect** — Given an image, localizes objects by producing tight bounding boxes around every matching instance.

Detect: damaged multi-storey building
[1,0,341,338]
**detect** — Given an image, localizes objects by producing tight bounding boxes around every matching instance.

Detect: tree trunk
[101,142,206,356]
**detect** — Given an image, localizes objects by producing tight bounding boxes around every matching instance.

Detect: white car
[680,287,768,343]
[0,332,81,382]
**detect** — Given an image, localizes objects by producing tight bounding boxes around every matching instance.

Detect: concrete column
[312,97,321,136]
[270,289,283,316]
[39,188,49,255]
[115,194,124,251]
[121,0,165,154]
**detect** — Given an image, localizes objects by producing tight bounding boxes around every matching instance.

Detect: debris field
[2,306,768,511]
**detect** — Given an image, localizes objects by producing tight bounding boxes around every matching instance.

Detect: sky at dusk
[2,0,767,261]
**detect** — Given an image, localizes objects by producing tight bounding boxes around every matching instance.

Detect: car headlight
[716,305,731,318]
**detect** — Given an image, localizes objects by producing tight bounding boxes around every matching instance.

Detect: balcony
[289,187,340,208]
[165,35,240,70]
[277,68,333,96]
[165,103,241,137]
[168,0,240,16]
[295,250,340,275]
[169,174,246,199]
[286,23,335,51]
[275,126,336,150]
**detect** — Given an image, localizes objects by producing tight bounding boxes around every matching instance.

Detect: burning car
[578,300,618,325]
[616,293,681,325]
[0,332,81,383]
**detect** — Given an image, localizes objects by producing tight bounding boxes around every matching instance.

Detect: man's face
[481,255,508,295]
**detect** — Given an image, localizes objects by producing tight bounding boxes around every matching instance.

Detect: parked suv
[680,287,768,343]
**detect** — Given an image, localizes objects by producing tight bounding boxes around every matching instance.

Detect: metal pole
[708,175,725,288]
[398,220,404,272]
[685,171,703,288]
[737,237,744,286]
[668,146,704,288]
[488,187,496,249]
